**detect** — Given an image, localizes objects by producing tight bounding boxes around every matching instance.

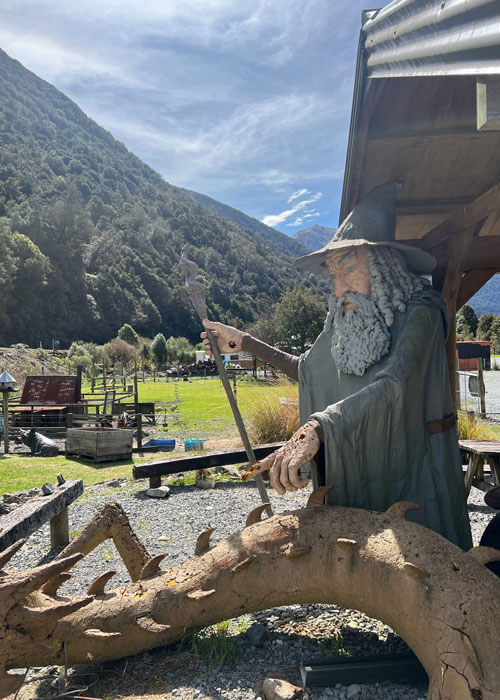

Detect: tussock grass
[457,411,496,440]
[246,379,300,444]
[190,621,239,667]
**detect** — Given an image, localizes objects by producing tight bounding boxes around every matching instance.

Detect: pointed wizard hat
[295,182,436,276]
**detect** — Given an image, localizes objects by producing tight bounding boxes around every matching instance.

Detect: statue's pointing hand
[242,421,321,495]
[201,319,245,354]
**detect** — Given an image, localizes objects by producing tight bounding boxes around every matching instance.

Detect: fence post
[65,413,73,430]
[136,412,142,451]
[478,358,486,418]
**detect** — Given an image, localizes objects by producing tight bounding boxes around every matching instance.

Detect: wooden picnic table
[459,440,500,496]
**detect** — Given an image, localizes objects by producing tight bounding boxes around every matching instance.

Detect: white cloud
[0,0,364,224]
[287,189,309,203]
[261,191,322,227]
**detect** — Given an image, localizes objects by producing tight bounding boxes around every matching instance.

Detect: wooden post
[432,227,476,409]
[134,362,139,415]
[232,373,237,400]
[2,391,9,454]
[102,364,106,391]
[66,413,73,430]
[455,371,462,411]
[112,368,116,390]
[149,474,161,488]
[478,358,486,418]
[136,412,143,451]
[50,508,70,548]
[30,405,34,427]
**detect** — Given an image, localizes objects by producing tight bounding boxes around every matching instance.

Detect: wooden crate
[66,428,133,462]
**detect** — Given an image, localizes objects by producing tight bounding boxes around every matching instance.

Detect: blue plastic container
[185,439,204,451]
[142,438,176,451]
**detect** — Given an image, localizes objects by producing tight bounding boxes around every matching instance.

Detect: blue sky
[1,0,368,235]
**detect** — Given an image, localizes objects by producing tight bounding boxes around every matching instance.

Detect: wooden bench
[132,442,285,488]
[0,478,84,551]
[460,440,500,496]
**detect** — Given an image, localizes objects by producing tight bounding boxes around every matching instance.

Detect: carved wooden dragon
[1,490,500,700]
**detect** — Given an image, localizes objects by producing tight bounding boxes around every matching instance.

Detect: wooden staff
[180,252,272,516]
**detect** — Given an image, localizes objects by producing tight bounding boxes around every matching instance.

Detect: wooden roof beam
[456,269,496,311]
[463,236,500,269]
[417,181,500,252]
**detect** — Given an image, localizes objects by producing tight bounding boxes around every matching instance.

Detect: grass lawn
[0,451,186,493]
[0,378,297,493]
[138,376,297,436]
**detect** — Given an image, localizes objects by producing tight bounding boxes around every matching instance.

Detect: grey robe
[298,289,472,550]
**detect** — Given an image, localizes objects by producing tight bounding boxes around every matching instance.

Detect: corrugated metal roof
[363,0,500,78]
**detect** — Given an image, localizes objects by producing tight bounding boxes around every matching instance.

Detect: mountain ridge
[0,48,325,347]
[292,224,335,252]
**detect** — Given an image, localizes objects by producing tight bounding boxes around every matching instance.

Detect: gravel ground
[6,475,498,700]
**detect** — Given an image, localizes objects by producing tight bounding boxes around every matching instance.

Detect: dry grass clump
[246,379,300,444]
[457,411,496,440]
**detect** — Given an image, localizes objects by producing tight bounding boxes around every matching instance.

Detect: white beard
[327,292,392,376]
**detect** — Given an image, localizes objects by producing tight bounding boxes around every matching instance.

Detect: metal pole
[2,391,9,454]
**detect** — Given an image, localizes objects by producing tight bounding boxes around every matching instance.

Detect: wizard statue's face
[325,247,370,310]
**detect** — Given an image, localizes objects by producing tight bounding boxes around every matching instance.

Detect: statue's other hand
[201,319,245,355]
[255,421,320,495]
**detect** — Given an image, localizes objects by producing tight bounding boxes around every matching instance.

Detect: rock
[146,486,170,498]
[247,623,268,646]
[346,684,361,698]
[56,474,66,485]
[262,677,303,700]
[3,494,22,504]
[195,479,215,489]
[107,479,122,488]
[42,483,55,495]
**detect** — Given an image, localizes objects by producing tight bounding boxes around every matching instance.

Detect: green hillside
[183,188,308,258]
[0,49,324,348]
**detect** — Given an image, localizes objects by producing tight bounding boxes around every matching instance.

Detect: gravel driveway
[7,476,498,700]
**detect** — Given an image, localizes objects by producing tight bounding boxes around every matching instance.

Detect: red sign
[21,376,78,405]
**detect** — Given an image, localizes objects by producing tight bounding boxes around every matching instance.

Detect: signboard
[20,376,78,405]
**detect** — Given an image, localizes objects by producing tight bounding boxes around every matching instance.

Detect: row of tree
[63,283,328,376]
[456,304,500,345]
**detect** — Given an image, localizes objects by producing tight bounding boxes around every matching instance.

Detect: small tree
[477,312,495,340]
[456,304,478,339]
[151,333,168,369]
[166,336,194,365]
[103,338,137,374]
[274,285,326,354]
[490,316,500,348]
[118,323,139,346]
[139,342,152,377]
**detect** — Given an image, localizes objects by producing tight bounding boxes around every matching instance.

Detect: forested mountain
[469,275,500,316]
[0,49,324,347]
[292,224,335,252]
[182,188,308,258]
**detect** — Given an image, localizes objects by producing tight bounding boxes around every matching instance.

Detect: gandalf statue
[202,182,472,550]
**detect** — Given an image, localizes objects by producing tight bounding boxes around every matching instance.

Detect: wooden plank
[0,479,83,551]
[459,440,500,456]
[477,78,500,131]
[133,442,285,479]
